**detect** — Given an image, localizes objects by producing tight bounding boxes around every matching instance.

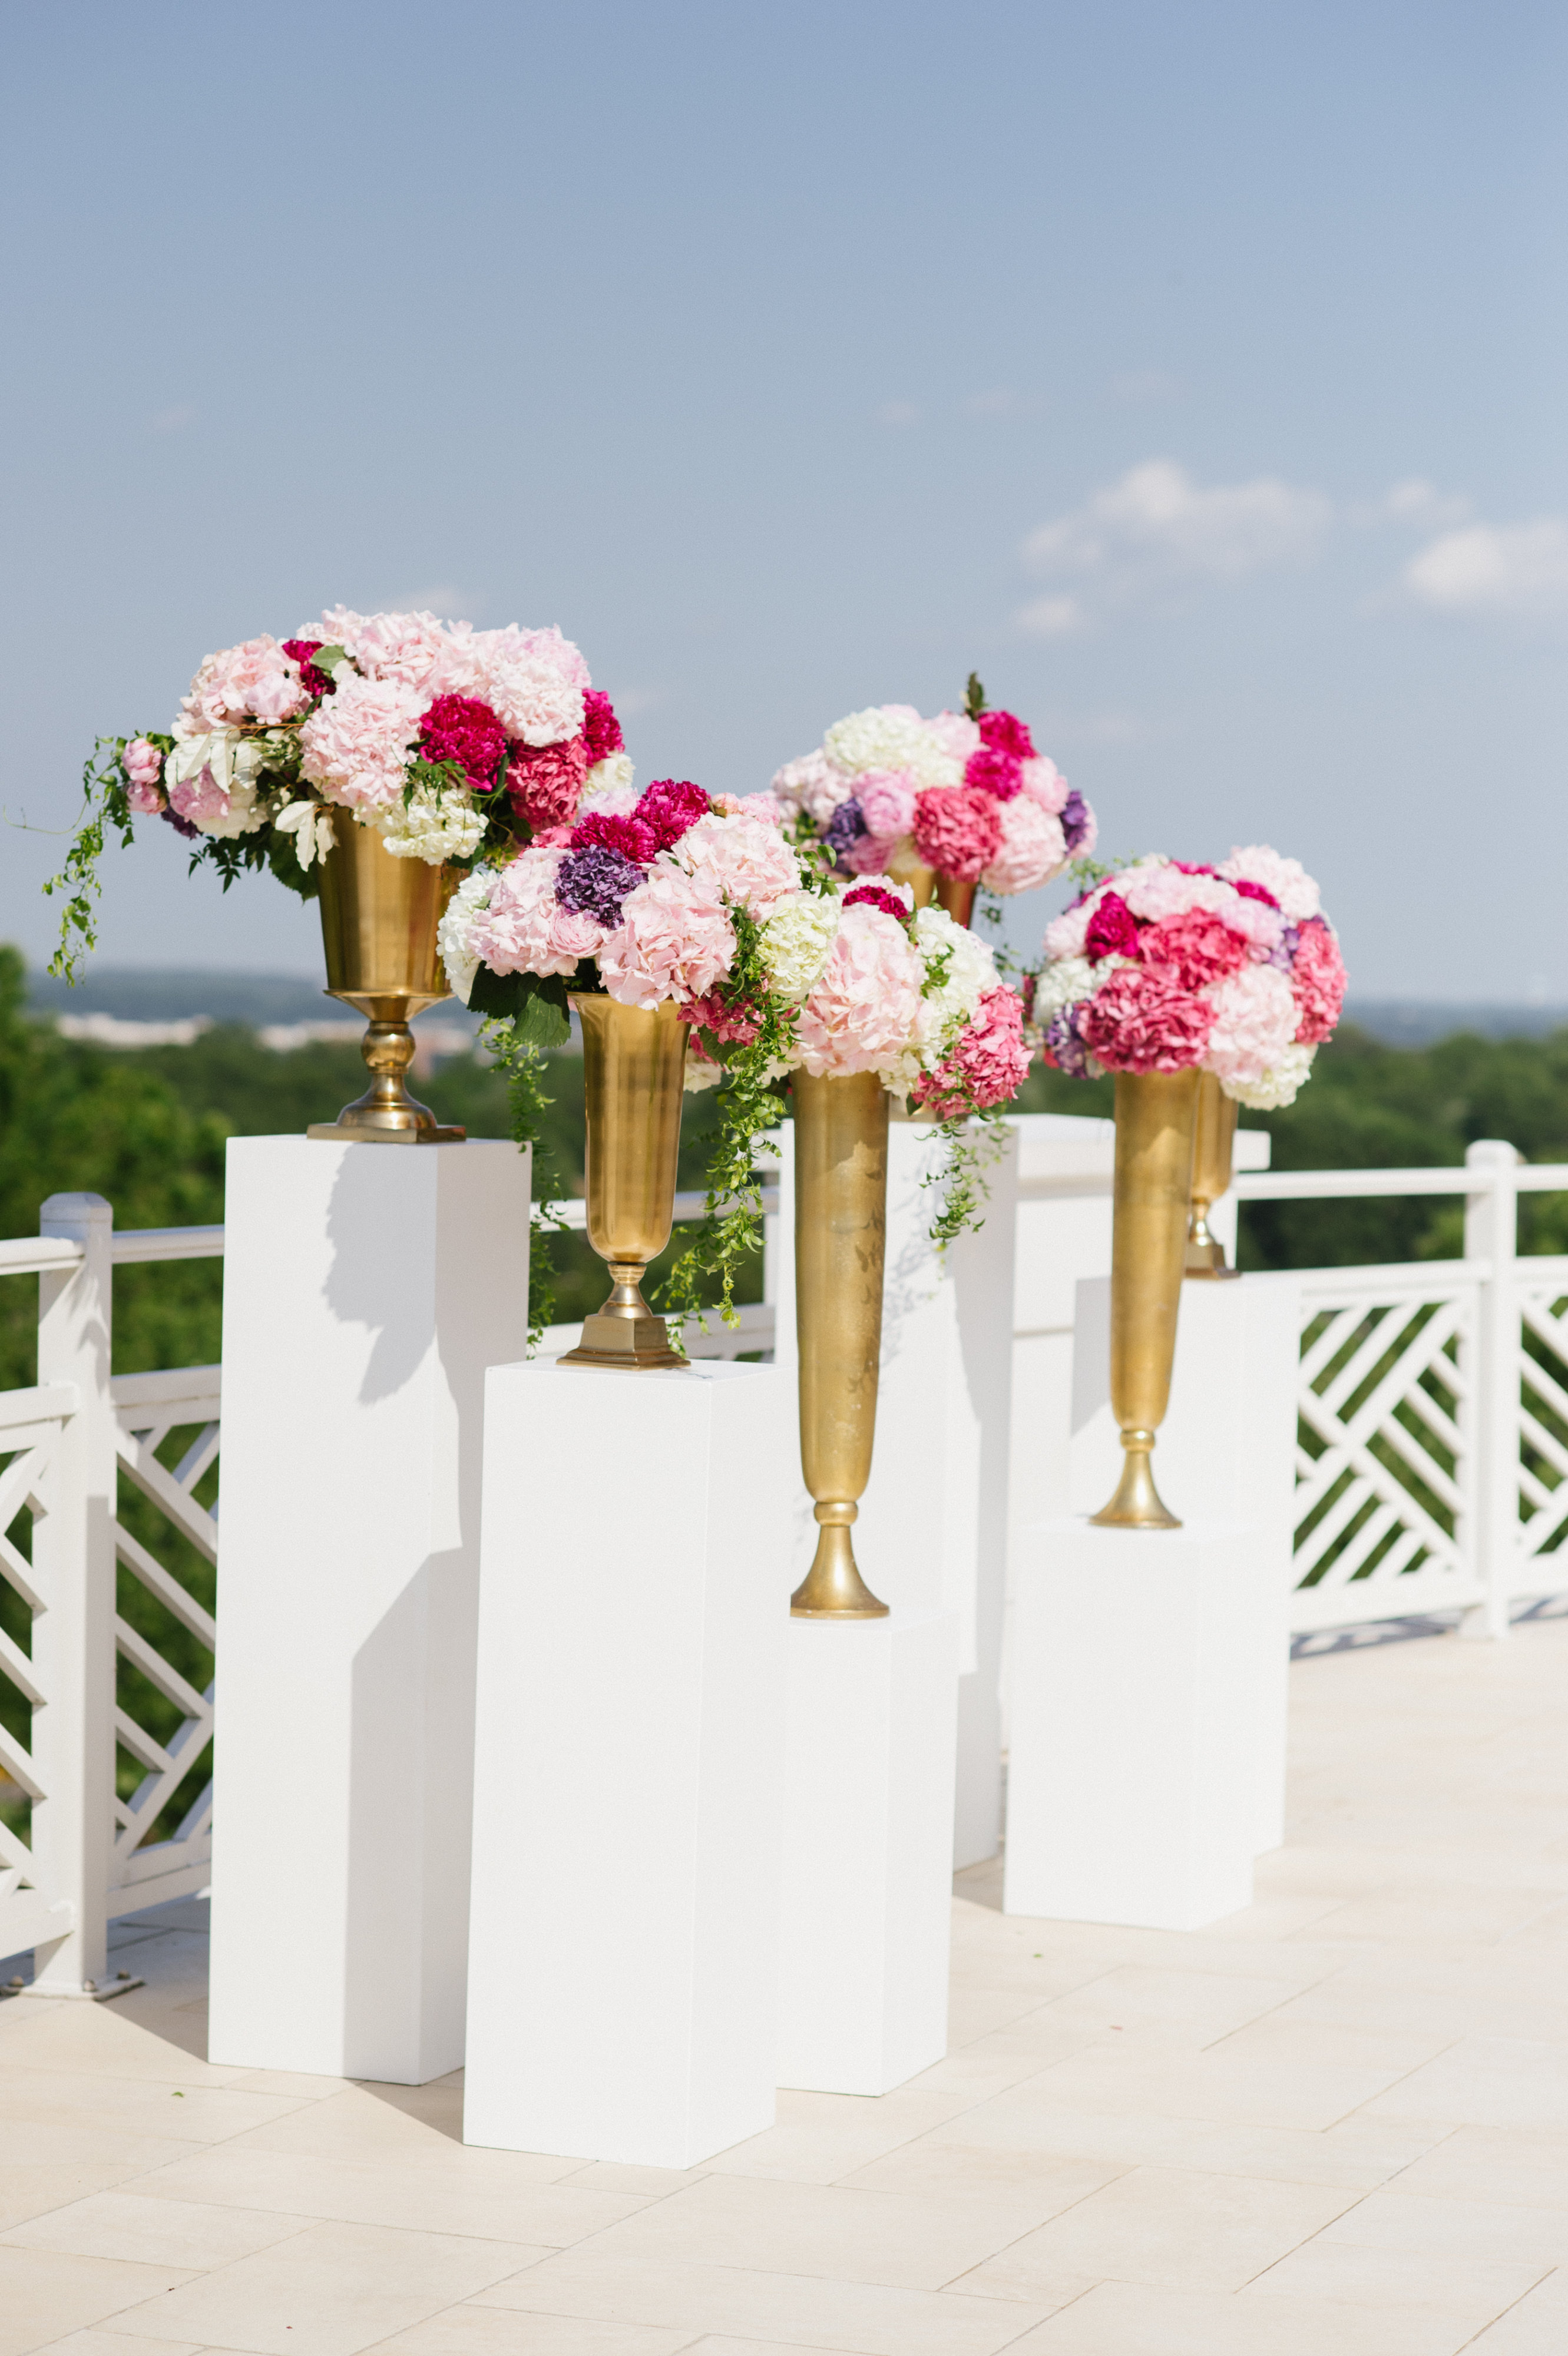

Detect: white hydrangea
[378,785,488,865]
[759,893,839,1002]
[579,751,636,808]
[910,904,995,1058]
[823,704,962,789]
[436,866,497,1004]
[1223,1041,1316,1110]
[770,750,857,825]
[1033,952,1128,1020]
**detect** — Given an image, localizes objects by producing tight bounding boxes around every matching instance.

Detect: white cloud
[1380,477,1470,526]
[1024,460,1330,593]
[1404,518,1568,620]
[1017,594,1083,639]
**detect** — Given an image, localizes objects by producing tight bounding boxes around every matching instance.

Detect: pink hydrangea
[1290,917,1347,1043]
[346,611,451,694]
[842,830,899,875]
[1142,909,1253,993]
[857,770,918,838]
[484,641,586,746]
[166,761,233,829]
[472,849,606,979]
[299,673,424,812]
[126,779,166,815]
[911,786,1003,881]
[1018,756,1069,816]
[981,796,1068,895]
[1077,967,1215,1073]
[915,987,1031,1116]
[1219,843,1321,923]
[507,736,590,831]
[673,811,800,916]
[926,709,983,766]
[597,868,737,1008]
[793,904,924,1077]
[738,791,789,828]
[178,636,306,732]
[772,749,855,825]
[1204,965,1298,1088]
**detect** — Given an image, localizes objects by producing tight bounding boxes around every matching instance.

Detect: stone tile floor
[5,1607,1568,2352]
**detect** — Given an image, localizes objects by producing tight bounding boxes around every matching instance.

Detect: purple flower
[1269,923,1301,972]
[556,843,644,928]
[822,796,866,863]
[161,805,200,841]
[1061,790,1092,854]
[1047,1002,1095,1078]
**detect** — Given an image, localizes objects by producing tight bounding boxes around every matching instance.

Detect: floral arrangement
[1032,846,1346,1107]
[762,674,1096,904]
[48,610,630,975]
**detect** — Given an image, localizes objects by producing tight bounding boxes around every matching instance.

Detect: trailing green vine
[922,1102,1010,1249]
[478,1015,572,1352]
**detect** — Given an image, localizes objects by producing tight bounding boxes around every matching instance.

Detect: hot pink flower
[1078,967,1215,1073]
[282,638,336,699]
[1290,916,1347,1044]
[978,708,1036,762]
[507,736,590,831]
[911,786,1003,881]
[636,778,710,852]
[964,743,1024,800]
[472,848,606,978]
[673,811,800,916]
[418,694,508,790]
[299,673,424,812]
[1142,909,1252,994]
[571,809,657,865]
[582,689,624,766]
[597,867,737,1008]
[681,988,762,1044]
[842,885,912,922]
[856,769,918,839]
[1083,892,1142,963]
[915,986,1031,1117]
[981,795,1068,895]
[794,904,924,1077]
[123,738,164,790]
[1204,965,1298,1088]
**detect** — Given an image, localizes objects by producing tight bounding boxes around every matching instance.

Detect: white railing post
[1461,1141,1519,1642]
[28,1193,117,1994]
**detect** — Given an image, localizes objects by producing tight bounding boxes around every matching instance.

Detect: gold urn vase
[884,853,975,928]
[1090,1068,1201,1530]
[306,823,465,1144]
[558,994,689,1371]
[1185,1071,1240,1279]
[790,1071,890,1617]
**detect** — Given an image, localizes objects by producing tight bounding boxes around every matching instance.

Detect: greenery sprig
[922,1102,1010,1249]
[478,1014,573,1353]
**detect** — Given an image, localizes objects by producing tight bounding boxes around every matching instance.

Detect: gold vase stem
[1186,1071,1239,1278]
[1090,1068,1200,1529]
[558,995,689,1372]
[306,825,464,1143]
[790,1072,890,1617]
[934,875,978,929]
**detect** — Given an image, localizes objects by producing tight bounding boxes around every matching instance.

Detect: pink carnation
[299,673,424,813]
[1078,966,1215,1074]
[915,987,1030,1117]
[1204,965,1298,1088]
[793,904,924,1077]
[472,849,606,979]
[911,786,1003,881]
[597,867,737,1008]
[673,811,800,916]
[507,736,590,831]
[980,795,1068,895]
[857,770,918,839]
[1142,909,1252,993]
[1018,756,1069,815]
[418,693,508,790]
[1289,917,1346,1044]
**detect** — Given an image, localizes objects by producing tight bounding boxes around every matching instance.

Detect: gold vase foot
[1184,1231,1239,1279]
[790,1503,889,1619]
[558,1261,687,1371]
[306,1015,465,1144]
[1089,1430,1182,1530]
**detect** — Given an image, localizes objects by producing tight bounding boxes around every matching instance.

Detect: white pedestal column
[209,1136,531,2084]
[778,1609,957,2097]
[1004,1518,1260,1930]
[464,1360,789,2170]
[1069,1271,1300,1854]
[769,1121,1015,1867]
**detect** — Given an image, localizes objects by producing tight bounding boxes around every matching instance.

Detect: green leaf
[311,644,352,679]
[467,966,527,1020]
[512,977,571,1050]
[964,671,987,720]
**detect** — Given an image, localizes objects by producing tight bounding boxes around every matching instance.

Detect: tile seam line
[1450,2260,1562,2350]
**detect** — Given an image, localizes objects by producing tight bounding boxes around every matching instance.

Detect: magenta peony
[964,743,1024,799]
[281,638,336,700]
[571,809,657,866]
[1078,967,1215,1074]
[1083,891,1142,964]
[981,795,1067,895]
[911,786,1003,881]
[793,904,924,1077]
[979,708,1035,761]
[915,986,1031,1117]
[598,866,737,1008]
[1205,964,1298,1089]
[582,689,624,766]
[842,884,912,922]
[1290,917,1347,1043]
[472,848,606,978]
[636,778,710,853]
[418,694,508,791]
[507,736,590,832]
[299,673,424,812]
[1142,908,1252,994]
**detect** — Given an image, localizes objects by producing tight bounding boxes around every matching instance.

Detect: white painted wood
[1005,1517,1262,1930]
[464,1359,788,2169]
[209,1137,531,2082]
[777,1609,957,2096]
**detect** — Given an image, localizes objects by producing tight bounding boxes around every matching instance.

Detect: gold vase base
[790,1508,889,1619]
[307,1117,465,1144]
[558,1265,688,1372]
[1090,1432,1183,1530]
[307,1010,465,1144]
[1184,1235,1239,1280]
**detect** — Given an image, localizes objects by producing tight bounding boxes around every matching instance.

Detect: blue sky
[3,1,1564,995]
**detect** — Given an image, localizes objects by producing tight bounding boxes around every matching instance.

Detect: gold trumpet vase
[790,1071,891,1617]
[1185,1070,1240,1279]
[934,875,978,928]
[558,994,689,1371]
[1090,1067,1201,1530]
[882,852,975,927]
[306,823,465,1143]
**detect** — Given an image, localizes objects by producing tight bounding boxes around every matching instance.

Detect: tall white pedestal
[1069,1272,1300,1853]
[209,1136,531,2084]
[464,1361,789,2170]
[768,1122,1016,1867]
[1004,1518,1260,1930]
[778,1609,957,2097]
